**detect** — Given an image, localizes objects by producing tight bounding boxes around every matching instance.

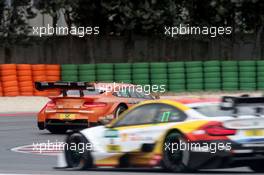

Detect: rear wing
[220,96,264,115]
[35,82,95,91]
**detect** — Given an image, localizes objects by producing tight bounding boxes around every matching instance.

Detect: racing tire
[65,132,94,170]
[249,161,264,172]
[114,105,128,118]
[161,132,191,172]
[47,126,67,134]
[38,122,45,130]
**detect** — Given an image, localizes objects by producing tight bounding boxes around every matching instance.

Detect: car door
[104,103,187,153]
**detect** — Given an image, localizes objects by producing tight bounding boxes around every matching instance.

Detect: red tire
[1,75,17,81]
[18,81,33,87]
[46,70,60,76]
[0,69,17,76]
[33,70,46,76]
[46,76,60,82]
[46,64,60,71]
[4,87,19,92]
[20,86,34,92]
[18,76,32,81]
[18,70,32,76]
[4,91,19,97]
[0,64,16,70]
[32,64,45,71]
[34,91,47,96]
[33,76,46,81]
[2,81,18,88]
[20,92,33,96]
[17,64,31,70]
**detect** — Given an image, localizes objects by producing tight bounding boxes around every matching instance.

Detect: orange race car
[35,82,155,134]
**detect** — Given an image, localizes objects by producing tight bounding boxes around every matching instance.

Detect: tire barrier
[0,64,19,96]
[0,60,264,96]
[46,64,61,96]
[17,64,33,96]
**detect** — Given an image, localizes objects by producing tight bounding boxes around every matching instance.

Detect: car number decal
[59,113,76,120]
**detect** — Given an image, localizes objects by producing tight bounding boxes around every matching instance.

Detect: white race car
[57,96,264,172]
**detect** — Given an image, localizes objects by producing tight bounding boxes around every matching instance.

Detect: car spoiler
[220,95,264,116]
[35,82,95,91]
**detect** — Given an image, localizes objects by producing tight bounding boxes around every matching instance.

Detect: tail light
[83,102,107,108]
[46,101,56,108]
[203,122,236,136]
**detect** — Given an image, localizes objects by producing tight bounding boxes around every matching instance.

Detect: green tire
[132,63,149,69]
[150,68,167,74]
[257,71,264,77]
[150,62,167,69]
[221,61,237,67]
[132,74,149,79]
[168,62,185,68]
[186,73,203,79]
[96,69,113,75]
[186,67,203,73]
[168,68,185,74]
[61,70,78,76]
[222,82,238,87]
[222,77,238,82]
[204,72,221,78]
[78,64,96,70]
[61,75,78,81]
[222,66,238,72]
[239,77,256,83]
[168,73,185,79]
[115,75,131,80]
[61,64,78,70]
[97,75,114,81]
[239,83,256,90]
[185,61,203,67]
[96,64,114,69]
[169,79,185,84]
[79,75,96,82]
[79,70,96,76]
[257,61,264,67]
[186,78,203,84]
[204,83,221,90]
[239,71,256,78]
[114,63,131,69]
[204,66,220,72]
[151,74,167,79]
[238,61,255,67]
[222,72,238,77]
[204,78,221,83]
[133,79,150,84]
[239,66,256,72]
[114,69,131,74]
[132,68,149,74]
[203,60,220,67]
[115,80,132,84]
[151,79,168,84]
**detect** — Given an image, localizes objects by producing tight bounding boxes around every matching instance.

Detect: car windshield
[192,103,264,117]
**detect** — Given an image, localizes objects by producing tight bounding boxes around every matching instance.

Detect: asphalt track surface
[0,115,261,175]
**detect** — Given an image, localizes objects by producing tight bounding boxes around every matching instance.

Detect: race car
[35,82,155,134]
[57,96,264,172]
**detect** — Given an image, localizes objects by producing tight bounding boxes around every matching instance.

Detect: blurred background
[0,0,263,63]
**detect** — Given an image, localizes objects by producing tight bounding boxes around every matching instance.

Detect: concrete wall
[0,34,263,64]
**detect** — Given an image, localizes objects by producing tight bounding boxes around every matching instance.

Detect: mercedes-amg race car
[57,96,264,172]
[35,82,155,134]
